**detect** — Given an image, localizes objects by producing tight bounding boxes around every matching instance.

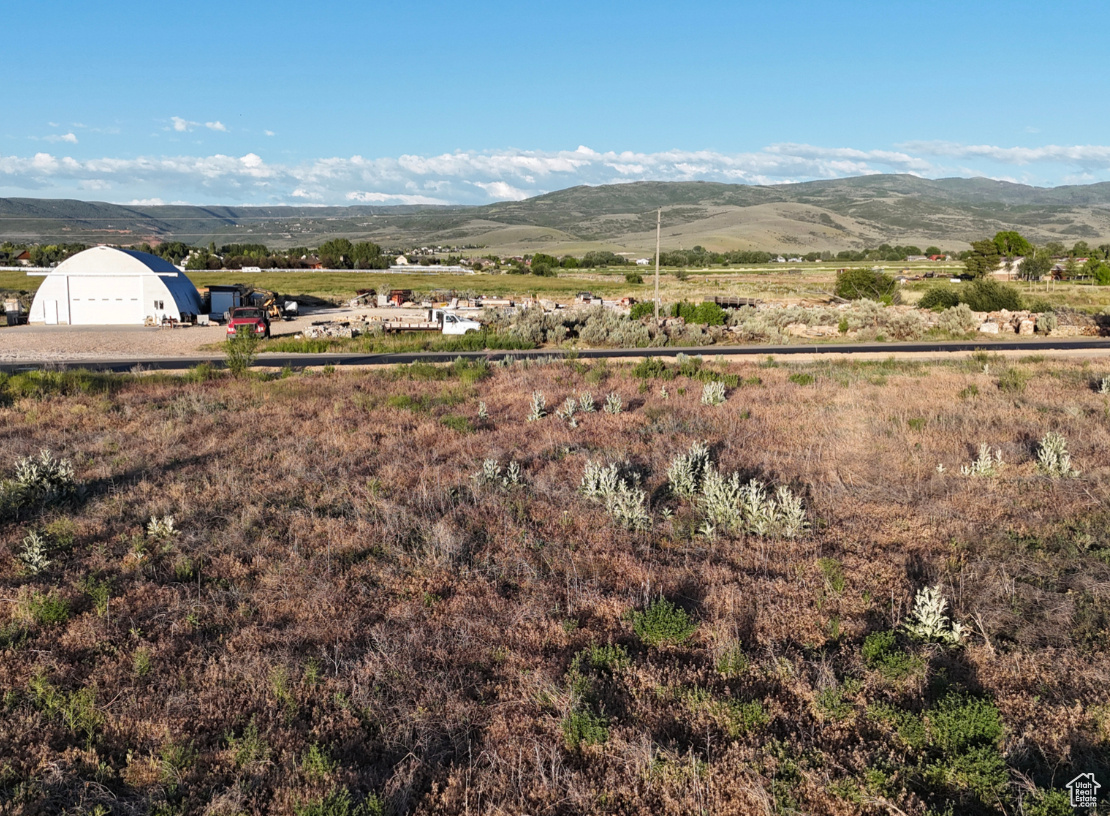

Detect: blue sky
[3,0,1109,205]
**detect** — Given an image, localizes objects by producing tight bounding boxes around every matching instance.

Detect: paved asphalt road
[3,338,1110,373]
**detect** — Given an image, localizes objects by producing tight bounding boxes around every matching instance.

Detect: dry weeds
[0,355,1107,815]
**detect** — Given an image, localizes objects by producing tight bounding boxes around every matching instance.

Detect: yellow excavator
[249,288,298,321]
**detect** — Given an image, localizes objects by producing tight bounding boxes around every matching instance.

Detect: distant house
[635,258,651,266]
[14,250,32,266]
[906,255,928,262]
[394,255,410,266]
[928,254,947,261]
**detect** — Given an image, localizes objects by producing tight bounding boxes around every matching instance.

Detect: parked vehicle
[379,309,482,335]
[226,306,270,338]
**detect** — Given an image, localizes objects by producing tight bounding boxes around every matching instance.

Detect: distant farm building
[28,246,203,325]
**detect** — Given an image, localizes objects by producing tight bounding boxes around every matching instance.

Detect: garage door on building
[67,276,143,325]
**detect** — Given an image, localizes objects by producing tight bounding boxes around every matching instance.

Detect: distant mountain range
[4,174,1110,254]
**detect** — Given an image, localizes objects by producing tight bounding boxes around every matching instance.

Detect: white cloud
[900,140,1110,170]
[127,197,165,205]
[205,121,227,132]
[171,116,192,132]
[346,190,450,205]
[470,180,529,200]
[5,141,1110,205]
[264,130,275,137]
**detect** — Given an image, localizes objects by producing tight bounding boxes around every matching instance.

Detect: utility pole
[654,208,661,323]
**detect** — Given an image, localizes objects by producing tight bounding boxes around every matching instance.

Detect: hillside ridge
[3,175,1110,253]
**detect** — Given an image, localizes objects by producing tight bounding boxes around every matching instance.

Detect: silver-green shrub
[578,392,595,413]
[18,531,52,575]
[1036,432,1077,478]
[580,461,649,529]
[902,585,965,646]
[960,444,1003,477]
[474,458,523,490]
[556,397,579,427]
[15,449,77,504]
[604,392,623,414]
[527,391,547,422]
[146,515,178,542]
[667,441,711,499]
[935,303,978,334]
[699,469,807,538]
[701,380,727,406]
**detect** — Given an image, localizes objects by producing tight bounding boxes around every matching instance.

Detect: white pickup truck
[434,309,482,335]
[379,308,483,335]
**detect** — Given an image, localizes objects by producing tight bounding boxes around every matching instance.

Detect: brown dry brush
[0,356,1107,815]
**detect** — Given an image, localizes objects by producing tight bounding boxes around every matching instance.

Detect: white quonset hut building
[28,246,203,325]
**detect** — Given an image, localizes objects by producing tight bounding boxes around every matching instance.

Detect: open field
[8,260,1110,313]
[0,355,1107,814]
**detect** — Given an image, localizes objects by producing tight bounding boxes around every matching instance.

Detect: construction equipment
[250,288,298,321]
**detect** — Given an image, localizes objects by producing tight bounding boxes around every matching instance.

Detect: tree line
[962,232,1110,283]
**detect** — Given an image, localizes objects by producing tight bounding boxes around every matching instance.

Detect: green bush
[439,414,474,434]
[631,598,697,647]
[1025,298,1053,313]
[26,591,69,626]
[625,272,644,284]
[294,788,386,816]
[671,301,727,326]
[1020,788,1074,816]
[561,709,609,750]
[959,278,1023,312]
[629,301,656,320]
[861,630,921,680]
[835,268,898,302]
[919,287,961,310]
[225,331,262,377]
[632,357,674,380]
[928,694,1003,754]
[571,643,630,676]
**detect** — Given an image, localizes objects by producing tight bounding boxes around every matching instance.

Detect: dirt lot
[0,306,418,362]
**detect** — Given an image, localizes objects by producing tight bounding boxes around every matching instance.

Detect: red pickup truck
[226,307,270,339]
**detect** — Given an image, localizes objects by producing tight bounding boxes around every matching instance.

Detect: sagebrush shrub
[18,531,52,575]
[701,380,727,405]
[580,461,649,529]
[146,515,178,541]
[603,392,623,414]
[960,444,1003,477]
[667,441,711,499]
[699,469,807,538]
[556,397,579,427]
[902,586,965,646]
[14,449,77,505]
[526,390,546,421]
[474,459,523,490]
[1036,432,1076,478]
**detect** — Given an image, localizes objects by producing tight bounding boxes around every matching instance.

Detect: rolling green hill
[4,174,1110,254]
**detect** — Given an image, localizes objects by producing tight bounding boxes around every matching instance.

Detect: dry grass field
[1,354,1108,815]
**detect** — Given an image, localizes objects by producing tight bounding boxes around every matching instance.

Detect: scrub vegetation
[0,355,1107,814]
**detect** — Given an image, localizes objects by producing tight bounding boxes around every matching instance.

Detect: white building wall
[27,275,71,324]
